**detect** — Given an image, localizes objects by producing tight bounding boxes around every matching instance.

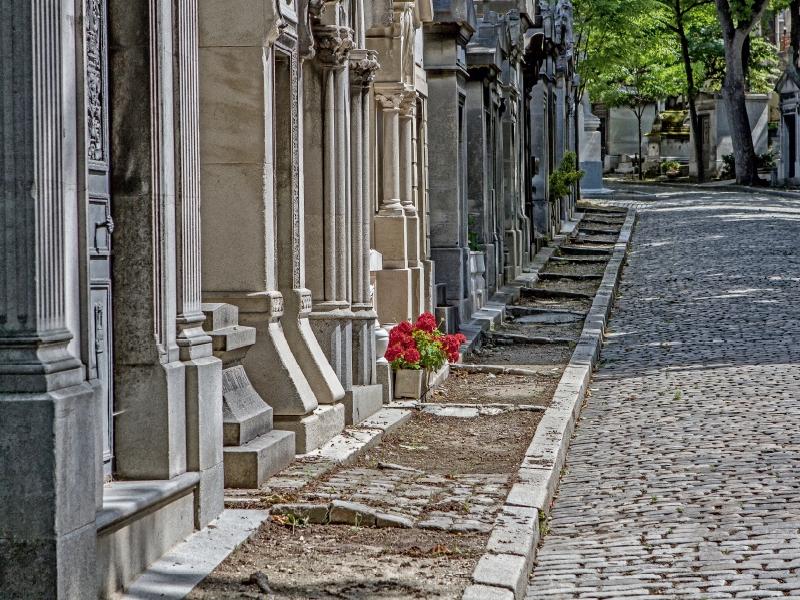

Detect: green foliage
[467,215,481,252]
[549,151,585,199]
[721,153,735,179]
[661,161,681,173]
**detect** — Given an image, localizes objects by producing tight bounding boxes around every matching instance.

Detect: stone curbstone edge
[462,207,638,600]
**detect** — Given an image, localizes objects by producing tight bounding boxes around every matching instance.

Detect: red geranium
[404,348,421,363]
[413,312,438,333]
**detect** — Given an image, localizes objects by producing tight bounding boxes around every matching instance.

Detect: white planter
[393,364,450,400]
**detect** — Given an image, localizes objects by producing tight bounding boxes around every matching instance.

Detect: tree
[713,0,771,185]
[588,32,682,179]
[654,0,715,182]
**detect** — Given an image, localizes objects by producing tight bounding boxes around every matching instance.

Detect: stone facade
[0,0,575,596]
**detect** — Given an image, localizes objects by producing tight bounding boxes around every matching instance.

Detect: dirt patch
[514,295,593,312]
[467,342,574,367]
[431,370,558,406]
[355,410,540,475]
[187,522,484,600]
[542,261,605,276]
[493,319,583,341]
[533,278,601,295]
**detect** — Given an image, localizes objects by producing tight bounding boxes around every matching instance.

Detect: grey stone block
[223,429,296,488]
[271,504,329,524]
[201,302,240,330]
[195,462,225,530]
[375,513,414,528]
[97,491,195,598]
[185,355,224,471]
[342,384,384,425]
[487,505,539,558]
[274,403,345,454]
[472,553,529,599]
[462,584,515,600]
[329,500,377,526]
[376,361,394,404]
[357,408,413,435]
[221,365,273,446]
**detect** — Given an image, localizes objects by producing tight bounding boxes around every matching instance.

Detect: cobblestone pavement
[528,190,800,599]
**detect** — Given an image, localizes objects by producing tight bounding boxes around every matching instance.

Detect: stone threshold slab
[113,509,269,600]
[462,207,637,600]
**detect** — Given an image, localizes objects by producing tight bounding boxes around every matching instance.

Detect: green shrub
[721,153,735,179]
[549,151,584,199]
[661,161,681,173]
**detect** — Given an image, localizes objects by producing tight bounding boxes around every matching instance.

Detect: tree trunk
[721,31,760,185]
[791,0,800,66]
[677,18,704,182]
[637,111,643,180]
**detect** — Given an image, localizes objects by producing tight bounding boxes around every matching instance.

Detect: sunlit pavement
[527,190,800,599]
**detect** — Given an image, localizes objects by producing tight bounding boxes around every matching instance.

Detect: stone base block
[375,268,413,324]
[273,403,346,454]
[97,487,195,598]
[377,361,393,404]
[223,429,296,488]
[195,461,225,528]
[342,384,383,425]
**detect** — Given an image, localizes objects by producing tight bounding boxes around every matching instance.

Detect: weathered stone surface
[375,512,414,528]
[487,505,539,558]
[462,584,515,600]
[472,553,528,598]
[270,504,329,524]
[328,500,377,526]
[223,429,296,489]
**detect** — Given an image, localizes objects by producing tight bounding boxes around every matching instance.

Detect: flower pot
[394,369,425,399]
[393,364,450,400]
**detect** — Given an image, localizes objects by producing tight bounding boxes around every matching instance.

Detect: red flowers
[385,313,463,371]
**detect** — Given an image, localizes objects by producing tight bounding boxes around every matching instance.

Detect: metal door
[701,115,710,172]
[787,114,796,178]
[86,0,115,479]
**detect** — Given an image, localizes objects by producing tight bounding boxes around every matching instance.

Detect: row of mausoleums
[0,0,583,596]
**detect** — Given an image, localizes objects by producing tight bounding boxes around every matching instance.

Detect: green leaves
[550,151,585,200]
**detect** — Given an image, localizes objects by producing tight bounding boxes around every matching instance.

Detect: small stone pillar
[374,87,414,324]
[202,304,296,488]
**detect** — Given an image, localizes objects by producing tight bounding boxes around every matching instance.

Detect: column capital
[349,49,380,86]
[313,25,353,66]
[400,90,418,117]
[375,88,404,110]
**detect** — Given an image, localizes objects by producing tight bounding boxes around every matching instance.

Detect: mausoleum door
[787,114,797,179]
[701,115,710,172]
[86,0,115,479]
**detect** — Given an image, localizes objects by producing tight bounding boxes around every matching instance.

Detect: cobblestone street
[527,189,800,599]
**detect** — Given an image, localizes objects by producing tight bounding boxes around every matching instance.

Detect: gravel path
[527,190,800,599]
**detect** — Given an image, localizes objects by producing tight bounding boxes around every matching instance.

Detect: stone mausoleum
[0,0,577,596]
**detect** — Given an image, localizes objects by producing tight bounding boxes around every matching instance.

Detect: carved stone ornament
[554,0,574,59]
[86,0,106,163]
[266,291,285,319]
[350,51,380,86]
[400,90,418,117]
[374,91,404,110]
[314,25,354,65]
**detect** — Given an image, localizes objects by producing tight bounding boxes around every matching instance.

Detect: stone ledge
[114,509,269,600]
[97,472,201,532]
[462,207,637,600]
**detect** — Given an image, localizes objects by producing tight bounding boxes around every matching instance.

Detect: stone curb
[462,208,637,600]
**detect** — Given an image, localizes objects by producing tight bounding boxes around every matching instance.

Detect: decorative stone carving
[350,51,380,86]
[375,91,404,110]
[86,0,106,163]
[314,25,354,65]
[554,0,574,59]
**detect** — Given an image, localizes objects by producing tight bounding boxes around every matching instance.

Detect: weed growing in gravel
[539,512,551,536]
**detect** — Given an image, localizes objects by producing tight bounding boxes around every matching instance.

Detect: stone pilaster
[173,0,223,529]
[199,1,344,453]
[108,0,188,481]
[307,24,355,397]
[0,0,97,595]
[373,87,414,324]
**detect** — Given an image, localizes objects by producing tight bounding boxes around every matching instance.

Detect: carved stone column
[199,0,345,454]
[173,0,223,528]
[400,92,425,317]
[373,87,413,324]
[307,25,355,401]
[0,0,97,594]
[346,49,383,422]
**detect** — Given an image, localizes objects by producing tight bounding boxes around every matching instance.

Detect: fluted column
[173,0,223,528]
[349,49,380,388]
[0,0,97,595]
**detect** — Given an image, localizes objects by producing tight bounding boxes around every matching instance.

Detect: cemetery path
[527,189,800,599]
